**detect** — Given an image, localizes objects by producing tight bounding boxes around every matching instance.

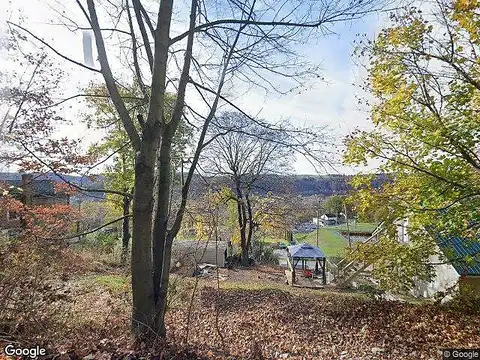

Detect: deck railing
[331,222,385,286]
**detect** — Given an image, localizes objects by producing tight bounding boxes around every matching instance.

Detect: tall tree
[83,84,191,264]
[203,111,328,264]
[345,1,480,291]
[83,83,143,264]
[323,195,352,215]
[9,0,391,339]
[203,111,292,264]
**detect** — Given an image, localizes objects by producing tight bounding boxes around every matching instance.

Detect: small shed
[285,243,327,286]
[171,240,228,274]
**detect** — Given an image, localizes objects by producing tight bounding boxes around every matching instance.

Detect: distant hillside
[0,172,104,186]
[188,173,390,198]
[289,174,388,196]
[1,172,389,201]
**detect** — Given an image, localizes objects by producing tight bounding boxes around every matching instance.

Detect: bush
[167,276,195,310]
[448,283,480,314]
[356,283,386,299]
[81,231,118,253]
[0,234,82,341]
[252,241,279,265]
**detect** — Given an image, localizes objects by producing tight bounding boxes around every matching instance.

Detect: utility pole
[316,207,319,247]
[344,203,351,248]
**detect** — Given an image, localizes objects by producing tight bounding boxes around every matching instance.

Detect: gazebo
[285,243,327,286]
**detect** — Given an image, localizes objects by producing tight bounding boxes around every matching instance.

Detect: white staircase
[330,223,385,288]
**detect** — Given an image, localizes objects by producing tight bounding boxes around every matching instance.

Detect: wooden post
[344,203,351,248]
[322,258,327,285]
[286,256,295,285]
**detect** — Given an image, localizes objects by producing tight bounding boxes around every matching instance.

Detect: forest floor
[1,259,479,360]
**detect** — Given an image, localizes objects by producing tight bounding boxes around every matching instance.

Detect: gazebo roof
[288,243,326,259]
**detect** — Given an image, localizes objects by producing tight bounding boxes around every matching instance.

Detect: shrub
[0,200,82,341]
[252,240,279,265]
[167,276,195,310]
[81,231,118,253]
[356,283,386,299]
[0,231,78,342]
[448,283,480,314]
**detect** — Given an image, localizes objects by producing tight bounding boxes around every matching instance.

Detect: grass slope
[294,229,347,257]
[262,223,378,257]
[329,222,380,233]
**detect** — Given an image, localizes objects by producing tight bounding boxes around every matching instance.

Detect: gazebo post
[322,258,326,285]
[286,255,295,285]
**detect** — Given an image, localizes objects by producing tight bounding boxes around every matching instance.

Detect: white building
[313,213,338,226]
[395,219,480,299]
[172,239,228,269]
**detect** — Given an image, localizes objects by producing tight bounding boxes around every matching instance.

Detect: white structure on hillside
[395,219,479,299]
[172,240,228,269]
[313,213,338,226]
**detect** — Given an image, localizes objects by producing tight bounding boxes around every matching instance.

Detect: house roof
[437,236,480,276]
[1,179,56,197]
[0,172,105,202]
[288,243,326,259]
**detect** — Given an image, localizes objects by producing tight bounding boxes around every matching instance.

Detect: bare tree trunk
[130,0,174,338]
[152,133,172,336]
[234,181,249,266]
[121,189,131,266]
[240,202,250,265]
[155,232,174,336]
[131,140,156,337]
[246,193,254,251]
[152,0,199,333]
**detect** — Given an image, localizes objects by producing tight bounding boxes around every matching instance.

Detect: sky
[0,0,389,175]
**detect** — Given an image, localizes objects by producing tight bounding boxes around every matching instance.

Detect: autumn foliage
[0,189,79,341]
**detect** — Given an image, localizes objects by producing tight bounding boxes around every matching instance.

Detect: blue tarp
[288,243,326,259]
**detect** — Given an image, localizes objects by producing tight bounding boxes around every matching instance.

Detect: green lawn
[248,223,379,257]
[328,222,379,233]
[261,236,285,244]
[294,229,347,257]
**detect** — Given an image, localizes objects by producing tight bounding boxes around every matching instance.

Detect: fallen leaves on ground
[166,280,480,359]
[1,266,479,359]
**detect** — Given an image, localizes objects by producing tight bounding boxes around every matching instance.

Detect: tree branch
[169,3,254,238]
[126,0,147,97]
[18,140,133,199]
[7,22,101,73]
[8,55,45,133]
[85,0,142,151]
[39,93,144,110]
[132,0,154,71]
[53,215,133,241]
